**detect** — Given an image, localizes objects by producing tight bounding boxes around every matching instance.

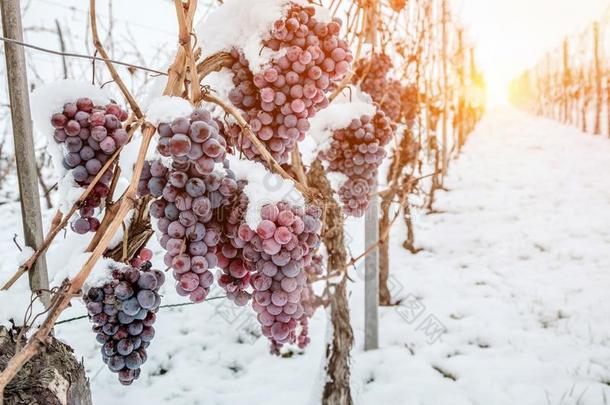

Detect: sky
[456,0,610,105]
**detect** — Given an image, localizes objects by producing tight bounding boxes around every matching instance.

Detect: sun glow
[456,0,609,109]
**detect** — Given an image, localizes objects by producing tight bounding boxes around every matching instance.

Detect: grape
[226,4,352,165]
[49,99,129,234]
[83,256,164,385]
[136,290,156,309]
[319,109,395,216]
[71,217,91,234]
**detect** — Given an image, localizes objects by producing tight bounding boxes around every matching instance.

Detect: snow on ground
[1,107,610,404]
[349,107,610,405]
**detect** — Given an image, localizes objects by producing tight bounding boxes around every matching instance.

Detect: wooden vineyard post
[607,77,610,138]
[593,21,602,135]
[1,0,50,306]
[456,28,465,153]
[440,0,449,181]
[363,0,379,352]
[562,38,570,124]
[364,175,379,351]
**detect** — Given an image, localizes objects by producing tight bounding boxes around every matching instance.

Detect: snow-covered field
[2,107,610,404]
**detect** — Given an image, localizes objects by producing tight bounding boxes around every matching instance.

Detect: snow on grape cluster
[320,110,395,216]
[50,98,128,234]
[84,249,163,385]
[227,3,352,164]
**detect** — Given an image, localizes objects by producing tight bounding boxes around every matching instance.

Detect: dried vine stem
[196,51,233,79]
[200,92,314,199]
[174,0,201,102]
[291,148,308,187]
[89,0,142,119]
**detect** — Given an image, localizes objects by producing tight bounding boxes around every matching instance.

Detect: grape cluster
[156,109,228,174]
[83,249,163,385]
[50,99,129,234]
[319,110,395,216]
[354,53,393,104]
[354,54,405,124]
[401,84,419,128]
[148,160,238,303]
[227,3,352,164]
[241,202,322,351]
[380,79,403,123]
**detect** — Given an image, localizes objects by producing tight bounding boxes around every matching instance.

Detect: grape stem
[89,0,143,119]
[174,0,201,103]
[200,92,315,199]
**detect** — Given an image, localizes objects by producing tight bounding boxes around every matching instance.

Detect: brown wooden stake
[440,0,448,182]
[1,0,50,307]
[562,38,570,124]
[593,21,602,135]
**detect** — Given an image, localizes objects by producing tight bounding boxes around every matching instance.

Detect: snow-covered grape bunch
[146,160,238,303]
[83,249,163,385]
[50,98,129,234]
[320,110,395,216]
[242,202,322,351]
[156,109,228,174]
[227,3,352,164]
